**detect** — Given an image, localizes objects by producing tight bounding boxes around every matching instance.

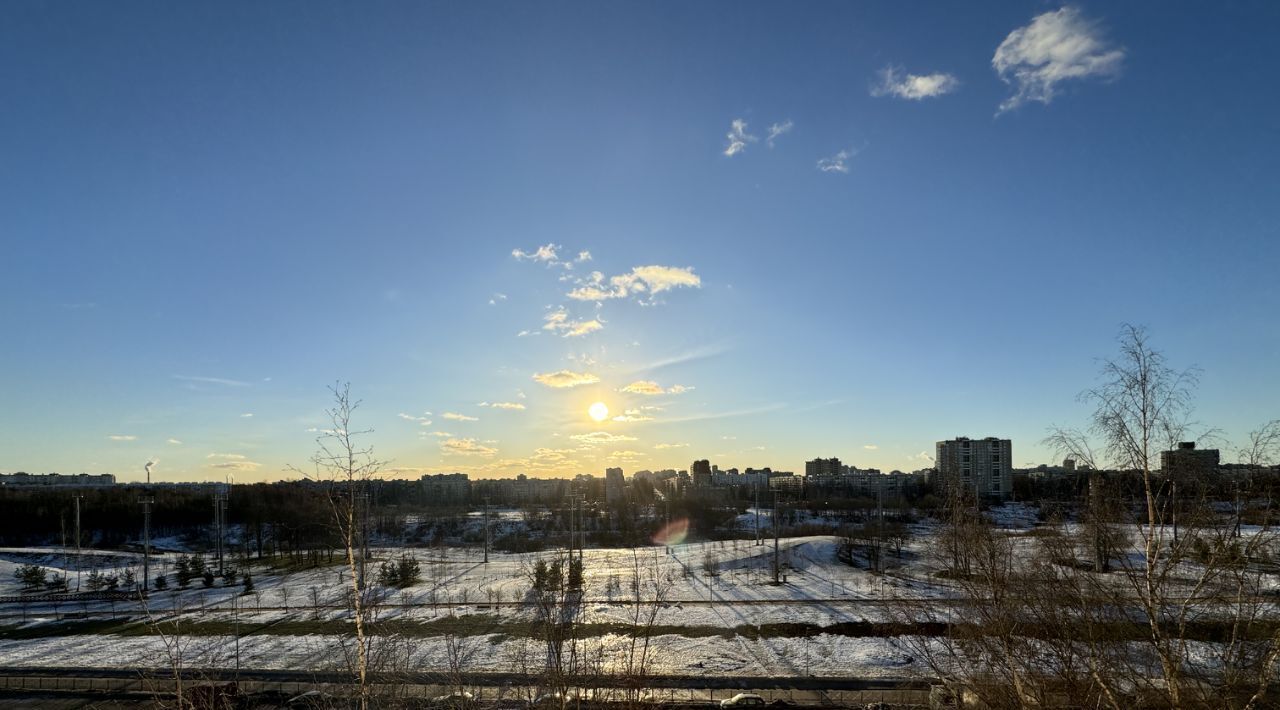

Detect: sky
[2,1,1278,483]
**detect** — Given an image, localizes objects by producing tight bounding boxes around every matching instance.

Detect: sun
[588,401,609,422]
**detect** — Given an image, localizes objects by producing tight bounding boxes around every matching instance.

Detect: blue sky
[2,1,1278,482]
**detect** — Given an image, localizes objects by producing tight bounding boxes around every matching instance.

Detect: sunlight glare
[588,401,609,422]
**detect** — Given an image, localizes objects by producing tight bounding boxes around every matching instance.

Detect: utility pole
[74,495,83,591]
[483,496,491,564]
[213,490,228,576]
[139,497,154,595]
[772,490,781,585]
[754,485,761,546]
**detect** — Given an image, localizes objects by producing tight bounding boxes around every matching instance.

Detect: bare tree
[289,383,386,710]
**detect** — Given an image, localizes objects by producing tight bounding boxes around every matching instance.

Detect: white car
[720,693,767,707]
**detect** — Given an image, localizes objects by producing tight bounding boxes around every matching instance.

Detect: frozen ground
[1,503,1273,678]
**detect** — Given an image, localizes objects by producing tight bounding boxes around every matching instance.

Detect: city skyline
[3,2,1279,482]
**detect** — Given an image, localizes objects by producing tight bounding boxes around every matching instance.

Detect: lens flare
[653,518,689,546]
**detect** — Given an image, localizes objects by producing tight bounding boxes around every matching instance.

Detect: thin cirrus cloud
[398,413,432,426]
[766,119,793,147]
[441,412,479,422]
[107,435,137,441]
[440,437,497,457]
[167,438,183,445]
[993,6,1125,114]
[864,444,879,450]
[571,431,637,446]
[612,408,655,422]
[871,66,960,100]
[478,401,526,410]
[566,266,701,303]
[532,370,600,388]
[723,118,757,156]
[817,148,857,174]
[654,442,689,449]
[620,380,693,396]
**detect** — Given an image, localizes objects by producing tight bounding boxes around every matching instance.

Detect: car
[720,693,767,707]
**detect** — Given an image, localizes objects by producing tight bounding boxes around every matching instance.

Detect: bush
[154,574,169,590]
[376,553,422,588]
[201,571,215,588]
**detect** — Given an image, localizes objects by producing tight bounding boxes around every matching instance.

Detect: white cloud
[766,119,793,147]
[575,251,592,263]
[442,412,478,422]
[620,380,693,396]
[567,266,701,303]
[993,6,1125,114]
[654,442,688,449]
[571,431,638,446]
[532,370,600,388]
[817,148,856,174]
[871,66,960,100]
[167,438,183,445]
[424,431,453,438]
[864,444,879,450]
[240,413,254,418]
[512,243,561,264]
[398,413,432,426]
[440,438,497,457]
[207,453,247,460]
[541,307,604,338]
[107,435,137,442]
[489,293,508,305]
[478,401,526,410]
[609,450,643,461]
[721,436,737,441]
[723,118,757,157]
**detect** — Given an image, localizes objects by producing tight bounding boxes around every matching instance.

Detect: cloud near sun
[532,370,600,388]
[620,380,694,395]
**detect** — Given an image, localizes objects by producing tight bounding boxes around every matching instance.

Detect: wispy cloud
[817,148,857,174]
[612,408,656,422]
[766,119,794,147]
[654,442,688,449]
[478,401,526,410]
[532,370,600,389]
[440,437,497,457]
[107,435,137,442]
[167,438,183,445]
[240,413,254,418]
[398,413,433,426]
[210,460,262,471]
[441,412,478,422]
[512,243,562,265]
[620,380,694,396]
[871,66,960,100]
[723,118,757,157]
[207,453,246,460]
[864,444,879,450]
[489,293,508,305]
[993,6,1124,114]
[609,450,643,461]
[572,431,638,446]
[567,266,701,303]
[541,307,603,338]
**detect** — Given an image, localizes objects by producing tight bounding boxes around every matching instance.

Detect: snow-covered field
[1,502,1272,679]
